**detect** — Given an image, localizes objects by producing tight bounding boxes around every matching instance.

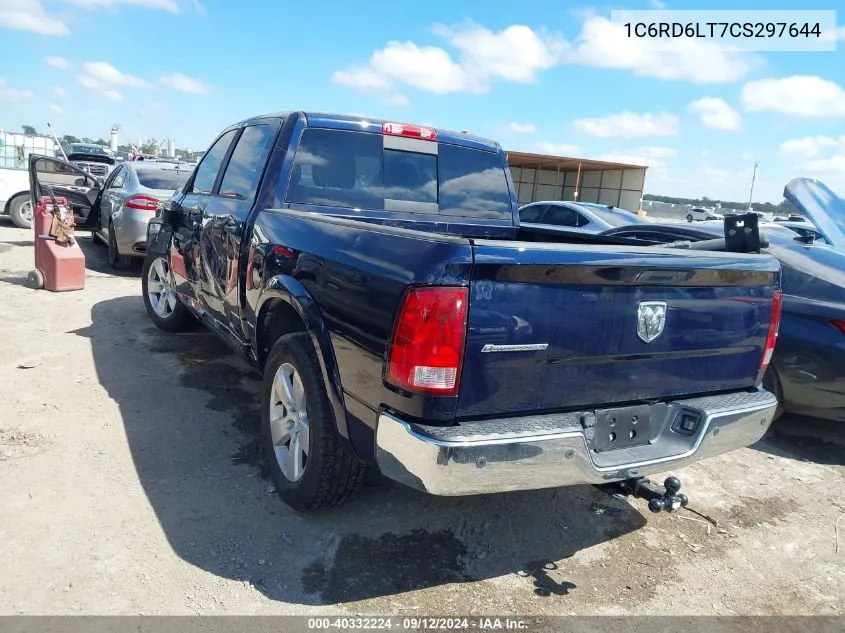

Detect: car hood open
[783,177,845,250]
[66,152,115,166]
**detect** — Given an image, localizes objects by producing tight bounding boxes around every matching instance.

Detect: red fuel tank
[29,196,86,292]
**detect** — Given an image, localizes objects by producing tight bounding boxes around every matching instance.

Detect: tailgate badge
[637,301,667,343]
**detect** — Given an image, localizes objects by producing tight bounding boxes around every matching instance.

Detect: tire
[9,195,33,229]
[762,365,785,421]
[141,253,193,332]
[261,332,366,511]
[686,214,694,223]
[27,269,44,289]
[107,222,132,270]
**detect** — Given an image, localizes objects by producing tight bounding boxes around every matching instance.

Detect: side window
[109,166,126,189]
[519,204,548,223]
[191,129,237,194]
[218,124,276,202]
[542,205,581,227]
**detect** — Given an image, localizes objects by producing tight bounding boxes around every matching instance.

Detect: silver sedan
[92,161,192,269]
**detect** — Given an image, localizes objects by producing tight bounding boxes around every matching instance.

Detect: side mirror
[75,177,87,186]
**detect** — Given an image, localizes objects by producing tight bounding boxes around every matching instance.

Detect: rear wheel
[108,222,132,269]
[762,366,785,421]
[261,332,366,511]
[142,253,193,332]
[9,195,33,229]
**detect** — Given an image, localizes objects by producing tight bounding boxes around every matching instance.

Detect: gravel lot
[1,223,843,616]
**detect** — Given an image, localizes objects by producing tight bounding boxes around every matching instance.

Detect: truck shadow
[753,414,845,466]
[76,295,647,607]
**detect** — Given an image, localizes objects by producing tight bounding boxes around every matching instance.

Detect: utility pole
[747,161,759,211]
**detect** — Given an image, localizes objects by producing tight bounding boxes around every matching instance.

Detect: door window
[519,204,548,223]
[218,124,277,202]
[108,166,126,189]
[542,205,584,227]
[192,129,237,195]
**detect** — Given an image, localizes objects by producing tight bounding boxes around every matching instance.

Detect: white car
[686,207,724,222]
[0,165,33,228]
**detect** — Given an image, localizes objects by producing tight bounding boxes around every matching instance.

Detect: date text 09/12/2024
[624,22,822,39]
[307,617,531,630]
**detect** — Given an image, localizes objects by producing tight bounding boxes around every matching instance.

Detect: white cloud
[594,146,677,167]
[49,103,62,113]
[649,0,667,7]
[573,111,678,138]
[53,86,66,97]
[332,16,757,103]
[741,75,845,117]
[102,89,123,102]
[381,93,409,107]
[332,40,481,96]
[332,22,566,100]
[0,78,34,103]
[433,22,564,84]
[60,0,179,12]
[564,16,759,84]
[509,122,536,134]
[0,0,68,35]
[161,72,211,94]
[779,135,844,159]
[537,142,580,155]
[82,61,149,87]
[44,56,71,69]
[818,25,845,43]
[688,97,742,131]
[803,154,845,177]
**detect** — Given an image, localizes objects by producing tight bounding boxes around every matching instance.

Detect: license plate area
[593,404,652,452]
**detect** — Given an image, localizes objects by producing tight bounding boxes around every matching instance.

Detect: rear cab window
[284,127,513,221]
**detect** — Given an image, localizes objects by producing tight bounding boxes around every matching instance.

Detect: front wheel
[686,214,694,223]
[261,332,366,511]
[142,253,193,332]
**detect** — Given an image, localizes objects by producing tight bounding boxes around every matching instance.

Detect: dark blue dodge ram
[141,111,783,512]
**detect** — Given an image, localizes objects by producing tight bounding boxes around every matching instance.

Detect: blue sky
[0,0,843,203]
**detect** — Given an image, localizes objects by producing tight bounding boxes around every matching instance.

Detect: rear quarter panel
[246,209,475,458]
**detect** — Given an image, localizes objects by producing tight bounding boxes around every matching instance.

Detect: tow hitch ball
[601,476,689,513]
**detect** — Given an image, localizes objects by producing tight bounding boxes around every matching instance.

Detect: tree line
[20,125,204,160]
[643,193,798,215]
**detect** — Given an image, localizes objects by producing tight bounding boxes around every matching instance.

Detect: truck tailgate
[457,240,780,418]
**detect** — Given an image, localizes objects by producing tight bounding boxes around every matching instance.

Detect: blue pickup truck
[125,112,781,512]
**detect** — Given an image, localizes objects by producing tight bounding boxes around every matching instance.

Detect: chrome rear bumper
[375,389,777,496]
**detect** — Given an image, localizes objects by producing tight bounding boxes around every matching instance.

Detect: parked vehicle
[66,143,116,178]
[82,111,784,513]
[91,161,192,268]
[686,207,724,222]
[0,165,33,228]
[774,220,826,244]
[28,156,191,269]
[602,178,845,422]
[519,200,645,233]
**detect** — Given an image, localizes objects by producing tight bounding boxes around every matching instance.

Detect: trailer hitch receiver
[600,475,689,513]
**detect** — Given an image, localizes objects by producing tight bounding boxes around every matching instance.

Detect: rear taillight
[830,320,845,335]
[386,287,468,396]
[761,290,783,370]
[125,195,158,211]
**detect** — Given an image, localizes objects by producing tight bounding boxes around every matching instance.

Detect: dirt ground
[0,222,843,616]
